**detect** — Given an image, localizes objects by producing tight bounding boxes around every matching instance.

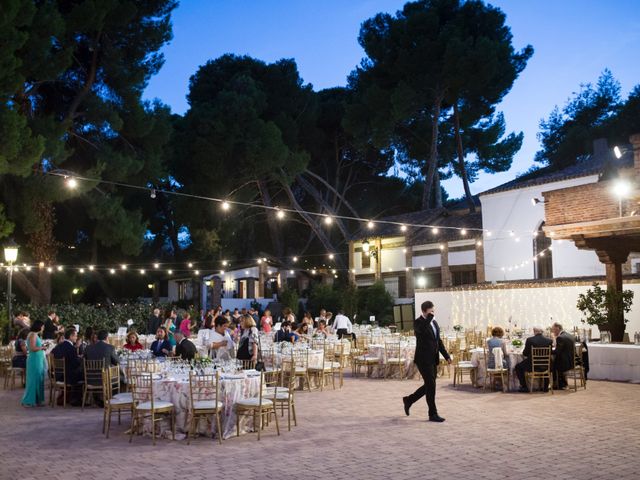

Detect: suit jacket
[522,333,553,371]
[52,341,83,384]
[85,341,120,367]
[413,314,450,365]
[175,338,197,361]
[147,315,162,335]
[150,339,172,357]
[554,331,576,372]
[43,319,58,339]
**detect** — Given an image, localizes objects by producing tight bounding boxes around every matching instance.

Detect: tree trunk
[422,91,444,210]
[453,101,476,212]
[295,174,350,241]
[433,170,443,209]
[256,179,284,258]
[303,169,362,220]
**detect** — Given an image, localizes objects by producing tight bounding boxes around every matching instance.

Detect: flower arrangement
[453,325,463,333]
[511,339,523,348]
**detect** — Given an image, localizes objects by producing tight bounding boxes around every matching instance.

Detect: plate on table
[221,374,244,380]
[244,369,261,377]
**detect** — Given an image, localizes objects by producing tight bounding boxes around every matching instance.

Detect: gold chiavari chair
[451,344,476,388]
[102,366,133,438]
[82,359,105,410]
[333,341,349,388]
[264,361,297,431]
[567,343,587,391]
[235,371,280,441]
[129,373,175,445]
[308,343,336,391]
[353,336,380,377]
[2,347,25,390]
[525,347,553,394]
[384,342,406,380]
[49,356,72,408]
[187,371,224,445]
[483,345,508,392]
[290,349,311,391]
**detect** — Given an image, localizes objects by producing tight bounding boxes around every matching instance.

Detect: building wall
[480,175,604,282]
[415,281,640,337]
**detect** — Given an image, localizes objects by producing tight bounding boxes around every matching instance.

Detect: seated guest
[486,326,508,369]
[173,330,196,361]
[551,322,577,390]
[315,320,329,338]
[51,328,84,405]
[515,326,553,392]
[295,322,310,339]
[54,331,65,345]
[209,316,234,360]
[123,331,144,352]
[274,321,298,343]
[85,330,119,366]
[12,328,29,369]
[13,311,31,331]
[150,327,172,357]
[325,311,334,328]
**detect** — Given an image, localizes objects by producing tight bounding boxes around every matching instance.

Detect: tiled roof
[480,147,633,196]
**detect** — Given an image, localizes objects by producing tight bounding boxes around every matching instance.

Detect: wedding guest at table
[43,310,62,340]
[315,320,329,339]
[123,331,144,352]
[52,327,84,404]
[150,327,172,357]
[551,322,576,390]
[147,307,163,335]
[274,321,297,343]
[295,322,310,339]
[515,326,553,393]
[315,309,327,327]
[325,311,334,328]
[54,331,65,345]
[249,307,260,329]
[85,330,120,366]
[179,312,195,337]
[12,328,29,369]
[402,301,451,422]
[236,315,259,364]
[332,310,354,340]
[21,320,47,407]
[232,308,241,324]
[77,326,97,357]
[486,326,508,369]
[210,316,234,359]
[203,312,215,330]
[261,309,273,333]
[173,330,197,361]
[13,311,31,331]
[282,307,296,324]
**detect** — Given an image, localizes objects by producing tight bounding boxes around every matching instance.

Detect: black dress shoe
[518,386,529,393]
[402,396,411,416]
[429,415,445,422]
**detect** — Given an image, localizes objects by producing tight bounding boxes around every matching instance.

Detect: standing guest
[85,330,119,366]
[551,322,577,390]
[12,328,29,369]
[147,308,163,335]
[315,309,327,328]
[515,326,553,392]
[402,301,451,422]
[232,308,241,324]
[43,311,62,340]
[236,315,259,364]
[179,312,194,337]
[209,316,234,360]
[486,326,508,369]
[325,312,334,328]
[164,310,177,348]
[13,311,31,331]
[150,327,172,357]
[77,326,97,357]
[332,310,354,340]
[21,320,47,407]
[52,328,84,404]
[249,307,260,329]
[123,331,144,352]
[260,309,273,334]
[173,330,197,361]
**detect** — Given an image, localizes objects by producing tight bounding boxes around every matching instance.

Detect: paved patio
[1,375,638,480]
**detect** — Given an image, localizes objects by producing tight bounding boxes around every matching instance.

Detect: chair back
[188,371,219,411]
[130,373,154,408]
[107,365,121,396]
[52,356,66,384]
[291,348,309,369]
[531,346,551,371]
[84,359,105,386]
[384,342,401,362]
[573,343,583,369]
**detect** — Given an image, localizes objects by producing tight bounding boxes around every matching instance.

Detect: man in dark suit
[85,330,120,367]
[551,322,576,389]
[146,308,162,335]
[51,327,84,405]
[402,301,451,422]
[515,327,553,392]
[173,330,197,361]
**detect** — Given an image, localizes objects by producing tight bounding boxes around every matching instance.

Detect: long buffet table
[587,343,640,383]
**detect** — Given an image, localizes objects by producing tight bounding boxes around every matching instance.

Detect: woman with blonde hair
[123,331,144,352]
[236,315,259,364]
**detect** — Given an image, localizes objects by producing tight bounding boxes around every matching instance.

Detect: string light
[276,209,285,219]
[57,266,63,271]
[476,240,482,246]
[88,265,94,271]
[324,215,333,225]
[65,177,78,189]
[139,269,145,274]
[293,257,298,262]
[367,221,374,229]
[47,267,53,273]
[187,262,193,268]
[222,260,228,266]
[431,227,439,234]
[120,264,127,270]
[79,268,85,274]
[461,229,467,235]
[154,263,160,269]
[328,254,334,260]
[110,268,116,274]
[167,269,173,275]
[400,225,407,232]
[194,270,200,275]
[221,201,230,211]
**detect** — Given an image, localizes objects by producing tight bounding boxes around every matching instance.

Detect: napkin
[492,347,504,369]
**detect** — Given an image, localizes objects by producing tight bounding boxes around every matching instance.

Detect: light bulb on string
[400,225,407,232]
[154,263,160,269]
[57,266,63,272]
[431,227,439,234]
[187,262,193,268]
[461,229,467,235]
[194,270,200,275]
[167,269,173,275]
[66,177,78,189]
[139,269,145,274]
[88,265,94,271]
[292,256,298,263]
[47,267,53,273]
[324,215,333,225]
[79,268,85,274]
[110,268,116,274]
[276,209,285,220]
[221,201,230,211]
[367,221,374,230]
[121,264,127,270]
[328,253,334,260]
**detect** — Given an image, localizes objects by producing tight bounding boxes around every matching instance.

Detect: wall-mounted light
[531,197,545,206]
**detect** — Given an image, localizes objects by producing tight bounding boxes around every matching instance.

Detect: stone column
[475,239,485,283]
[440,242,452,287]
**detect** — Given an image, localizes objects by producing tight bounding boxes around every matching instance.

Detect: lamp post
[4,239,19,344]
[612,179,631,217]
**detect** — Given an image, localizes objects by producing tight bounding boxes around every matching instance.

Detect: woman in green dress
[21,320,47,407]
[164,312,177,349]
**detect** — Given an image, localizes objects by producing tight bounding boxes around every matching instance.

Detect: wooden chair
[82,359,105,410]
[102,366,133,438]
[289,349,311,391]
[129,373,175,445]
[525,346,553,394]
[383,342,406,380]
[235,371,280,441]
[308,345,335,391]
[483,345,508,392]
[567,343,587,391]
[264,362,297,431]
[49,356,71,408]
[187,371,224,444]
[333,341,349,388]
[452,351,476,388]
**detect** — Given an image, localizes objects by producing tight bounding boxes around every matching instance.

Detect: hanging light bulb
[328,253,334,260]
[150,189,156,199]
[154,263,160,269]
[110,268,116,274]
[139,269,145,274]
[168,269,173,275]
[66,177,78,189]
[221,201,230,211]
[88,265,94,271]
[367,220,374,230]
[292,256,298,262]
[47,267,53,273]
[121,264,127,270]
[79,268,85,274]
[57,266,63,271]
[400,225,407,232]
[188,262,193,268]
[194,270,200,275]
[324,215,333,225]
[431,227,439,234]
[461,229,467,235]
[222,260,228,266]
[276,209,285,219]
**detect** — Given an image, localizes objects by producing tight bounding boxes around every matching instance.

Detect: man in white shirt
[209,316,234,359]
[332,310,353,340]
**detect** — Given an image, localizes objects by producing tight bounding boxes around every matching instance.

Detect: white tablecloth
[587,344,640,383]
[471,348,523,390]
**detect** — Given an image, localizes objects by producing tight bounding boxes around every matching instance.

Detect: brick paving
[1,374,639,480]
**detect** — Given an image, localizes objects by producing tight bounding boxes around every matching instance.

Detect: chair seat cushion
[113,392,133,402]
[193,400,223,411]
[486,368,508,373]
[264,391,290,401]
[107,396,133,406]
[456,362,474,368]
[356,356,379,363]
[386,358,406,364]
[137,400,173,411]
[236,398,273,408]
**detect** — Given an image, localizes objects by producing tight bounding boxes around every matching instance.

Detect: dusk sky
[143,0,640,199]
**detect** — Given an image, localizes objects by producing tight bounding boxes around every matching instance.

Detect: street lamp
[612,179,632,217]
[4,239,19,344]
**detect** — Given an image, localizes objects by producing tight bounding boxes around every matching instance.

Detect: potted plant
[577,283,634,342]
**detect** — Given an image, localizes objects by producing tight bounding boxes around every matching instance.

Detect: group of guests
[486,322,581,392]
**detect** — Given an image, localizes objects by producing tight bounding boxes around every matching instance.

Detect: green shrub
[307,284,341,315]
[357,281,394,326]
[279,288,299,314]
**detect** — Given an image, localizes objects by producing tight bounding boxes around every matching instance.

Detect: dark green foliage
[357,281,394,326]
[307,284,342,316]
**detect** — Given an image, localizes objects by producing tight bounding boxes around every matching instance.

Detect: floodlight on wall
[613,145,623,159]
[417,276,427,288]
[612,179,632,217]
[531,197,545,206]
